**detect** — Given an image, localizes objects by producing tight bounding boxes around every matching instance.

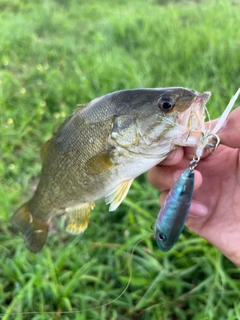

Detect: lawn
[1,0,240,319]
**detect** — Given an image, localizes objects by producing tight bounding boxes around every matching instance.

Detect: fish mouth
[195,92,211,105]
[186,91,211,139]
[174,91,211,147]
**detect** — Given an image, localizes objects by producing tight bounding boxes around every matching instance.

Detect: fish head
[135,87,211,150]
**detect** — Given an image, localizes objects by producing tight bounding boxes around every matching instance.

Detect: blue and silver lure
[154,158,198,252]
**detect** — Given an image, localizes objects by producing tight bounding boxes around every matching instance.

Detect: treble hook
[196,133,221,158]
[206,133,220,152]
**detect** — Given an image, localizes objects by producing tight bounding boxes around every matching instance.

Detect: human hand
[148,107,240,265]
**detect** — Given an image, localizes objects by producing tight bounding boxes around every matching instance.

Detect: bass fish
[11,87,210,253]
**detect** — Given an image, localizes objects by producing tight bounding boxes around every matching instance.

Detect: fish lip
[187,91,211,135]
[194,91,211,107]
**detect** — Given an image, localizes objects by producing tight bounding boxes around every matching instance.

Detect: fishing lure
[154,87,240,252]
[154,156,199,252]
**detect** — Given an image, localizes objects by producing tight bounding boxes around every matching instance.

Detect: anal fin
[105,179,134,212]
[63,202,95,234]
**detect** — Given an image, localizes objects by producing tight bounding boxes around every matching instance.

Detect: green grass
[1,0,240,319]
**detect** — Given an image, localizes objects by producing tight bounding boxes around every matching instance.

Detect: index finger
[157,147,184,166]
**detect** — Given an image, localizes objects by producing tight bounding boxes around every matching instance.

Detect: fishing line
[204,105,212,135]
[196,88,240,157]
[159,115,186,131]
[211,87,240,135]
[0,236,151,317]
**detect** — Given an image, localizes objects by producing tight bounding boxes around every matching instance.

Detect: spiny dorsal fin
[40,104,86,161]
[40,116,70,160]
[63,202,95,234]
[40,138,53,160]
[105,179,134,212]
[76,103,86,111]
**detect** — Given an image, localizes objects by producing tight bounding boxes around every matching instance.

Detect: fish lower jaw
[173,131,203,148]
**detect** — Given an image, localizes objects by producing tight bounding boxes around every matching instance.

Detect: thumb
[218,107,240,148]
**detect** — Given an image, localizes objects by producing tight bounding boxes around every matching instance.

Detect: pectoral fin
[84,151,115,175]
[63,202,95,234]
[105,179,134,212]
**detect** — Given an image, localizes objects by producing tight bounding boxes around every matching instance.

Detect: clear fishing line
[196,88,240,157]
[0,236,151,318]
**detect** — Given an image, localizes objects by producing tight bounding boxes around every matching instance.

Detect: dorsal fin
[40,138,53,160]
[40,104,86,160]
[76,103,86,110]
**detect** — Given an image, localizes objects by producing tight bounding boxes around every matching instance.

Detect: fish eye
[157,232,166,242]
[158,98,175,112]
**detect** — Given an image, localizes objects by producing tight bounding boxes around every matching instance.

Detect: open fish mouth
[188,91,211,135]
[195,91,211,104]
[174,91,211,146]
[185,91,211,137]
